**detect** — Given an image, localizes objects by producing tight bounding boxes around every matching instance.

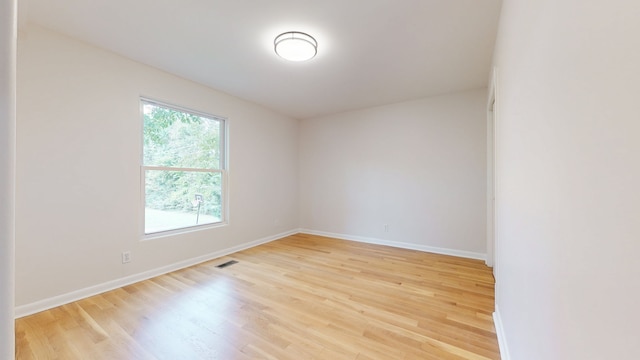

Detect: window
[141,99,226,235]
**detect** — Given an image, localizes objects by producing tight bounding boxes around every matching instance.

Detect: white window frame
[140,98,228,239]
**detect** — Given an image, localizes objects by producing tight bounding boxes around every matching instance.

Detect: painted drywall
[492,0,640,359]
[0,0,16,357]
[299,89,487,256]
[16,25,299,307]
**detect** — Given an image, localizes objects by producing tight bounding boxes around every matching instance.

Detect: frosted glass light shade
[274,31,317,61]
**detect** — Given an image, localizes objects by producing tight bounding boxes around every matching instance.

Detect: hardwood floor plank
[16,234,500,359]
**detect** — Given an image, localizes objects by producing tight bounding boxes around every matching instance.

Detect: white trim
[139,97,229,238]
[142,218,228,241]
[140,97,228,123]
[15,228,488,318]
[486,66,497,269]
[0,0,17,357]
[299,229,486,261]
[493,307,511,360]
[15,229,298,318]
[143,166,224,173]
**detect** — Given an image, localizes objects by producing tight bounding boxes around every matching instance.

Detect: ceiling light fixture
[274,31,317,62]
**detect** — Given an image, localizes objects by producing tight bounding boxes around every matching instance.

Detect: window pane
[143,102,222,169]
[145,170,222,233]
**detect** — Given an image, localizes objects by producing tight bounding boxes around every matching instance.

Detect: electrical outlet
[384,224,389,232]
[122,251,132,264]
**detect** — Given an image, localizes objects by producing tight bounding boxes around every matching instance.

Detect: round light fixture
[274,31,317,62]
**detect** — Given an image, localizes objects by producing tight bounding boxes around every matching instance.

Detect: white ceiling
[23,0,503,119]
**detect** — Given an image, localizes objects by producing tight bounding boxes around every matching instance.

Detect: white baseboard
[298,229,486,261]
[493,307,511,360]
[16,229,486,318]
[15,229,298,318]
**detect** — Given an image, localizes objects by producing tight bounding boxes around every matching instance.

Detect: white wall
[492,0,640,359]
[16,25,299,309]
[0,0,16,357]
[299,89,487,257]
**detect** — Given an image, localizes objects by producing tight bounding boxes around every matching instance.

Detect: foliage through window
[142,99,226,234]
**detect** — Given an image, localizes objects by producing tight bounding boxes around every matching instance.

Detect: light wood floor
[16,234,500,359]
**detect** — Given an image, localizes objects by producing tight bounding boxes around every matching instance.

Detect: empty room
[1,0,640,359]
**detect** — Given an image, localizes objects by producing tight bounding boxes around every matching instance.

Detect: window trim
[139,97,228,239]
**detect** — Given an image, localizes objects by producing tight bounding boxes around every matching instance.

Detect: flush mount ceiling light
[274,31,317,62]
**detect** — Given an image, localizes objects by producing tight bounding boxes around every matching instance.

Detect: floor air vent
[216,260,238,268]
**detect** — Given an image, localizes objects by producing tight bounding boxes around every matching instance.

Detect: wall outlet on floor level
[122,251,132,264]
[384,224,389,232]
